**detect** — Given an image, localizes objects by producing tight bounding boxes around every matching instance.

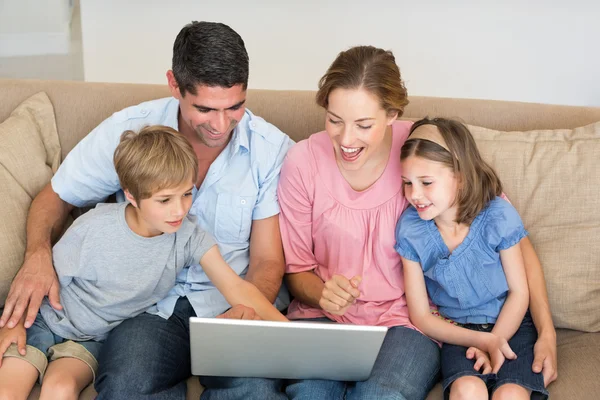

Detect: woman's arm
[492,243,529,340]
[286,272,361,315]
[286,271,324,309]
[200,246,288,322]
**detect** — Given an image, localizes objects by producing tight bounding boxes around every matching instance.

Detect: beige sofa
[1,79,599,399]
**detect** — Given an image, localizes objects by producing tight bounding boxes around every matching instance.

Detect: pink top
[278,120,417,328]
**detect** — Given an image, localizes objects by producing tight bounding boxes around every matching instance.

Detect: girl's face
[325,88,397,172]
[401,155,459,223]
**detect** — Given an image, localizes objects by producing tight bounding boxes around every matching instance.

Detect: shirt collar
[165,97,180,130]
[227,110,251,159]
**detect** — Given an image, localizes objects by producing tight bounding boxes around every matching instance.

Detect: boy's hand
[0,323,27,368]
[319,275,361,316]
[481,332,517,373]
[466,346,492,374]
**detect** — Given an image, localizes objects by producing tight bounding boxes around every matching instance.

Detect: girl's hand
[481,332,517,373]
[466,346,492,374]
[319,275,361,316]
[0,323,27,367]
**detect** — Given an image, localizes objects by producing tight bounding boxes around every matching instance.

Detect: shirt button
[140,109,148,115]
[240,199,247,205]
[250,122,255,128]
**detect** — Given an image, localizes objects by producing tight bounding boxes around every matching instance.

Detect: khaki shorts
[3,340,99,383]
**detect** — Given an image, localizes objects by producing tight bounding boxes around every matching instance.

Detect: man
[0,21,292,399]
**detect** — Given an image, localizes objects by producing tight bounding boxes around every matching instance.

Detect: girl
[395,118,548,399]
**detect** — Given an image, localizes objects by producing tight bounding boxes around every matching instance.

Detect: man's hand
[319,275,361,316]
[216,304,261,320]
[0,320,27,368]
[0,248,62,329]
[533,332,558,387]
[481,332,517,373]
[466,346,492,374]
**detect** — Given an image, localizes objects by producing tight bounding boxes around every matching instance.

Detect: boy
[0,126,287,399]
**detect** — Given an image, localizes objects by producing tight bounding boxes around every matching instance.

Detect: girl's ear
[124,189,138,208]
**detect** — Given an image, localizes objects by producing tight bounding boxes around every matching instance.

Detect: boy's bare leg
[0,357,39,400]
[39,358,93,400]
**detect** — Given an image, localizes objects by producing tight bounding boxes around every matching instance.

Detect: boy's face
[128,180,195,237]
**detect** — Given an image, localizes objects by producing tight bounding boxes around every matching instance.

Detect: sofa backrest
[2,79,600,159]
[2,78,600,332]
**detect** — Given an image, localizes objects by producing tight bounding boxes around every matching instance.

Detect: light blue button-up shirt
[52,97,294,318]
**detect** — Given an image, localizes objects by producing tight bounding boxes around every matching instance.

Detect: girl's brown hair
[114,125,198,203]
[401,118,503,225]
[316,46,409,117]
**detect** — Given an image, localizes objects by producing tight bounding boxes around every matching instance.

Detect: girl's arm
[402,257,515,372]
[492,243,529,340]
[200,246,288,322]
[403,257,496,348]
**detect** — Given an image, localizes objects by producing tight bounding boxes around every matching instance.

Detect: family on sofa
[0,21,557,400]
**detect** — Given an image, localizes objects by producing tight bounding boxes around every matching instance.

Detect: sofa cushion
[468,121,600,332]
[0,92,61,306]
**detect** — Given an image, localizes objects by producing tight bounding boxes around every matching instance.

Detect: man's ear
[166,70,182,100]
[124,189,138,208]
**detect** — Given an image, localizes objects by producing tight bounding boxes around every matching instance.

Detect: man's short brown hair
[114,125,198,202]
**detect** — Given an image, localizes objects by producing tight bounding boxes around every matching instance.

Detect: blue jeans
[95,297,286,400]
[285,322,441,400]
[28,312,102,361]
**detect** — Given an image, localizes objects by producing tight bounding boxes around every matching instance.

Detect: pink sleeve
[277,144,319,273]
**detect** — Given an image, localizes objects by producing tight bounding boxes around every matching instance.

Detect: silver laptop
[189,317,388,381]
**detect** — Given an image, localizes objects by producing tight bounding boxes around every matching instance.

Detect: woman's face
[326,88,397,172]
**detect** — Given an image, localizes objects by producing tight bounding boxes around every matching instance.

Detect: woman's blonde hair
[316,45,409,117]
[114,125,198,203]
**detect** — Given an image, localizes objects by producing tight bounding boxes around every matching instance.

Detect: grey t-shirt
[40,202,215,341]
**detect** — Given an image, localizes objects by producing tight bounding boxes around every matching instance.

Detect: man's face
[167,71,246,149]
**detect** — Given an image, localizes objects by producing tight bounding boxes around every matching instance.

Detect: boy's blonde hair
[114,125,198,202]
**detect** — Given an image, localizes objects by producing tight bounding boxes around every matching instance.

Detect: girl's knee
[492,383,530,400]
[449,376,487,400]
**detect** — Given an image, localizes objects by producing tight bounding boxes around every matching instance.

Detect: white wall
[0,0,73,56]
[80,0,600,107]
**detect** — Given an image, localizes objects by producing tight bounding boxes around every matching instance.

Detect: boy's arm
[201,246,288,322]
[492,243,530,341]
[0,184,72,329]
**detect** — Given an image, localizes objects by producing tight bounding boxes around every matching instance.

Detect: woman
[277,46,557,399]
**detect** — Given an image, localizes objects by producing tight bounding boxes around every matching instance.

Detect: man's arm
[245,215,285,303]
[521,236,558,386]
[0,183,74,329]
